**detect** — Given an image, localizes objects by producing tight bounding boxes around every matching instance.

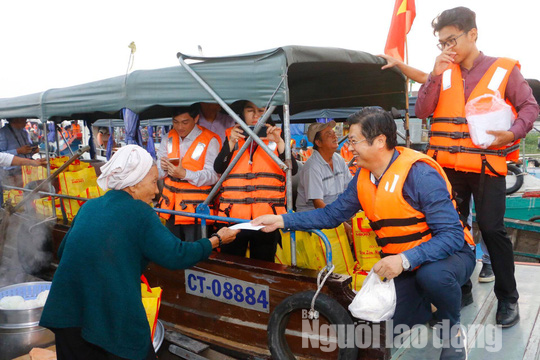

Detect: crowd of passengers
[155,101,352,262]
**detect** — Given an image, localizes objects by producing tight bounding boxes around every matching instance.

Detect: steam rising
[0,196,54,288]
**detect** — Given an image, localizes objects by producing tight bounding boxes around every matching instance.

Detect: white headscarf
[97,145,154,190]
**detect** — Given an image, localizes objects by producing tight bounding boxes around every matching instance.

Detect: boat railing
[2,185,334,270]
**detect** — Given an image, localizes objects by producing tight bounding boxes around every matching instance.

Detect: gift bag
[348,269,396,322]
[141,275,162,339]
[21,165,47,186]
[33,196,63,219]
[277,225,355,276]
[58,166,98,220]
[351,211,381,271]
[277,231,320,269]
[465,92,515,149]
[350,265,369,293]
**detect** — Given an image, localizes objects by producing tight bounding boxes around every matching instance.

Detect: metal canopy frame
[0,46,410,268]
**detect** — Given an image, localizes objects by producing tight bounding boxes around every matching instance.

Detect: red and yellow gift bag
[140,275,162,339]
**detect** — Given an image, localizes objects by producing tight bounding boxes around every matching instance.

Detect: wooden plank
[169,344,208,360]
[165,330,209,354]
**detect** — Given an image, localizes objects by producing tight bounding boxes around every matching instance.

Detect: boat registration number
[185,270,270,313]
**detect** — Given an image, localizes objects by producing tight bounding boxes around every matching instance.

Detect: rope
[308,264,335,320]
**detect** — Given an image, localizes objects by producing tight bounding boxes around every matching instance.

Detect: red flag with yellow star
[384,0,416,62]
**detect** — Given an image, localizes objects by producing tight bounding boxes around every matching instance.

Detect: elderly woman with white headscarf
[40,145,238,360]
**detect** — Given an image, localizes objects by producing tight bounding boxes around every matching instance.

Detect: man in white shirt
[295,121,353,240]
[157,105,221,242]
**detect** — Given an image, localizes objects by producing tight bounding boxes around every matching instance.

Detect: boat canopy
[0,46,406,122]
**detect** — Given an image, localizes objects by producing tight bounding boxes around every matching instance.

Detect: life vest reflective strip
[428,58,521,176]
[159,126,220,225]
[357,147,474,257]
[218,127,286,220]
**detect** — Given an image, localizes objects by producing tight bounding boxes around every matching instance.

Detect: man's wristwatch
[399,253,411,271]
[211,233,222,248]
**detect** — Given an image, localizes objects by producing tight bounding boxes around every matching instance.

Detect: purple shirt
[198,112,236,144]
[416,52,539,139]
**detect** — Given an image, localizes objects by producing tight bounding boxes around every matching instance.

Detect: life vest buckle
[449,131,468,139]
[245,197,255,204]
[245,173,257,179]
[448,146,461,154]
[246,185,256,192]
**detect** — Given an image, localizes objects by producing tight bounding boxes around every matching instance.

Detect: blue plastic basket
[0,282,51,301]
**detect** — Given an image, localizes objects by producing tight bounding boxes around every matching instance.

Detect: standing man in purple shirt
[197,103,236,144]
[415,7,539,328]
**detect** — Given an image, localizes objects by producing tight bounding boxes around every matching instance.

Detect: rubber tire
[506,164,523,195]
[267,291,358,360]
[529,216,540,222]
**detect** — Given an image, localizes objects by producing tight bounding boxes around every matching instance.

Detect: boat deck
[391,261,540,360]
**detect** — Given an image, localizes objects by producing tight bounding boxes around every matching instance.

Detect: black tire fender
[529,215,540,222]
[506,164,524,195]
[267,291,358,360]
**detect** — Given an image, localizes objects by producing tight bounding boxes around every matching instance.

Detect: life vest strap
[163,183,211,194]
[369,217,426,231]
[427,143,519,157]
[227,172,286,182]
[168,176,189,183]
[160,193,171,206]
[376,229,432,247]
[221,185,286,193]
[179,199,207,210]
[220,197,286,205]
[431,117,468,125]
[429,131,470,139]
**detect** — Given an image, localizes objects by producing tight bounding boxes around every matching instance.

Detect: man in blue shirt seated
[253,108,476,360]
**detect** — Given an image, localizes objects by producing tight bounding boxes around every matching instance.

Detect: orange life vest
[357,147,475,257]
[299,148,313,162]
[71,123,81,138]
[428,58,521,176]
[340,143,358,175]
[218,127,287,220]
[340,144,354,162]
[159,126,220,225]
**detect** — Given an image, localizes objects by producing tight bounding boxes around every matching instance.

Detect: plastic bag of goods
[465,92,515,149]
[348,270,396,322]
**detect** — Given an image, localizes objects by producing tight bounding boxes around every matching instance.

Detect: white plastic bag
[465,92,515,149]
[348,269,396,322]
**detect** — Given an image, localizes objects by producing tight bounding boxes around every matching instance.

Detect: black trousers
[218,226,279,262]
[52,327,156,360]
[165,216,209,243]
[444,168,518,302]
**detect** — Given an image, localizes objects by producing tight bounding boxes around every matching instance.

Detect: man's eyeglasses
[437,32,465,51]
[348,138,367,146]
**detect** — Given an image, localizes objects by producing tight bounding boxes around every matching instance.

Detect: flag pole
[404,35,411,148]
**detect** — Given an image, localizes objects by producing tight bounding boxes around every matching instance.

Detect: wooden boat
[0,46,407,360]
[1,48,539,360]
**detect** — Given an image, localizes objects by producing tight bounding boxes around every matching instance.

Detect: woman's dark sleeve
[278,151,298,175]
[278,131,298,175]
[214,137,233,174]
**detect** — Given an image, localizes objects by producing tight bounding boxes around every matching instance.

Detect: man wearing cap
[295,121,353,212]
